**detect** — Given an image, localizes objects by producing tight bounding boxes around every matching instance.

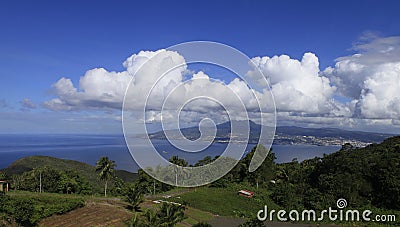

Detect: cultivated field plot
[39,200,132,227]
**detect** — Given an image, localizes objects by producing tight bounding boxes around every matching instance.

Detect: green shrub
[1,192,85,226]
[5,197,35,226]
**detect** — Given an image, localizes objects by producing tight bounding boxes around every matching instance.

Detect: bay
[0,134,340,173]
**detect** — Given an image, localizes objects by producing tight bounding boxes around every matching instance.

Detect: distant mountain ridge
[148,120,395,146]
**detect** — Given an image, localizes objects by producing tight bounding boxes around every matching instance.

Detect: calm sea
[0,134,340,172]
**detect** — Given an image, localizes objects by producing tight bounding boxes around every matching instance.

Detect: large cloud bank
[43,36,400,129]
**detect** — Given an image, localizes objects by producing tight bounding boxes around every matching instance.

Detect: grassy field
[162,184,281,218]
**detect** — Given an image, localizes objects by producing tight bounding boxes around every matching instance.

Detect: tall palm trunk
[104,180,108,197]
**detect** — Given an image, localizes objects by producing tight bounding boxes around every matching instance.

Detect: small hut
[0,180,9,192]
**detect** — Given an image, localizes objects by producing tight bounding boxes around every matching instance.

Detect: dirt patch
[39,200,133,227]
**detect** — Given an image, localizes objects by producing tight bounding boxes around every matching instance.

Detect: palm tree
[144,209,158,226]
[96,157,116,197]
[125,184,144,211]
[157,203,186,227]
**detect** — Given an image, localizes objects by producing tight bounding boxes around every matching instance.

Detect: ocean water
[0,134,340,172]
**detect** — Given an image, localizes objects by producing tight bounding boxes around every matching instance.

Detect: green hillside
[1,156,137,192]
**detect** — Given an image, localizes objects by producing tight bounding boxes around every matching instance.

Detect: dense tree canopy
[271,136,400,210]
[14,166,92,194]
[208,137,400,212]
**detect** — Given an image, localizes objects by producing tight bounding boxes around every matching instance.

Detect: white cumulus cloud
[250,53,347,116]
[43,49,185,111]
[324,36,400,120]
[42,36,400,132]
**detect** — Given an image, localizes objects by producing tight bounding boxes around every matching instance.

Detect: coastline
[0,134,340,172]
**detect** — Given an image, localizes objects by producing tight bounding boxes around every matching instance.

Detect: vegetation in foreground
[0,136,399,226]
[128,202,186,227]
[1,155,137,194]
[0,191,84,226]
[159,137,400,225]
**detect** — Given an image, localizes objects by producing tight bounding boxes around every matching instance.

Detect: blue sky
[1,0,400,134]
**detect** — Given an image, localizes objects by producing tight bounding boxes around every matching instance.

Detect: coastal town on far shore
[271,134,372,147]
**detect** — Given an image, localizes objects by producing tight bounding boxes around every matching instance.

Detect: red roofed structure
[238,189,254,198]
